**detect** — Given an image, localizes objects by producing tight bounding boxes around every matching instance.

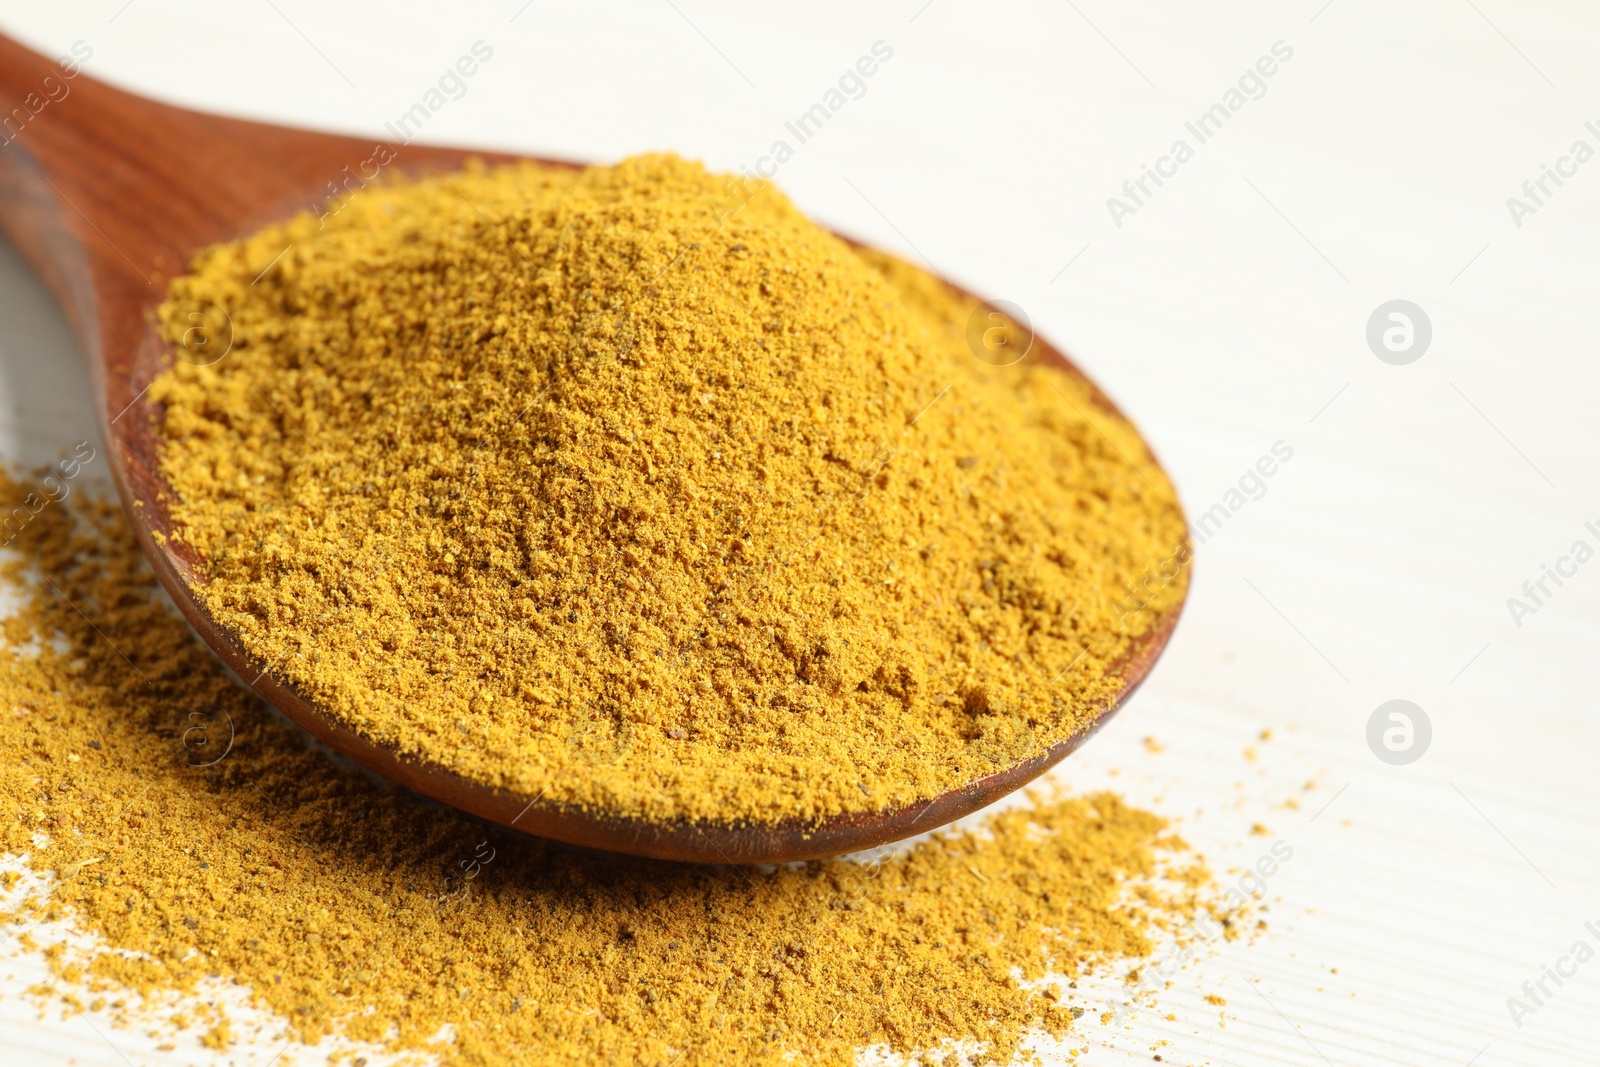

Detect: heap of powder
[0,472,1225,1066]
[149,153,1189,826]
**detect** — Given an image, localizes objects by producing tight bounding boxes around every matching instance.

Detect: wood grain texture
[0,33,1186,863]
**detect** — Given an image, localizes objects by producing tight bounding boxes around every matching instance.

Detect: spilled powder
[148,153,1189,826]
[0,474,1227,1065]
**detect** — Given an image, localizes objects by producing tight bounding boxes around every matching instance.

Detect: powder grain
[0,472,1224,1066]
[148,153,1188,826]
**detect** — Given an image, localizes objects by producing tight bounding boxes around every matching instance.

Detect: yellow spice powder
[0,472,1226,1066]
[149,153,1189,826]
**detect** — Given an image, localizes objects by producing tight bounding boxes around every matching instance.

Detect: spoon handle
[1,32,401,338]
[0,33,115,350]
[0,31,528,372]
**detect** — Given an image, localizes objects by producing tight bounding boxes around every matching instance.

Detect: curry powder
[0,471,1224,1065]
[148,153,1188,826]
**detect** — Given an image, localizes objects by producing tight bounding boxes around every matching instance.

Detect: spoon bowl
[0,33,1187,863]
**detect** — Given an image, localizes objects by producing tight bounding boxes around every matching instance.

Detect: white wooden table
[2,2,1597,1063]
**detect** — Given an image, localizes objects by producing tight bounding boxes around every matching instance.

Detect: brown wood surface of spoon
[0,33,1188,864]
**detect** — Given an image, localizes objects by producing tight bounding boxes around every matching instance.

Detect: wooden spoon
[0,33,1187,863]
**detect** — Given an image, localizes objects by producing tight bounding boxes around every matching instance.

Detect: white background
[1,1,1598,1064]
